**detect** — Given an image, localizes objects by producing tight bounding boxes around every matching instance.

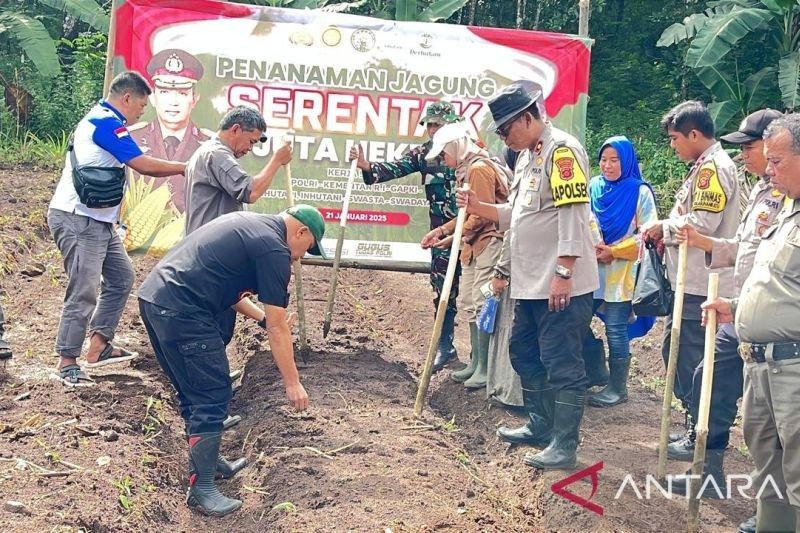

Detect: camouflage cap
[147,48,204,90]
[419,101,464,126]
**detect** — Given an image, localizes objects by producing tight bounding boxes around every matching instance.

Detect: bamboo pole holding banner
[578,0,590,37]
[322,156,359,338]
[657,241,689,480]
[282,135,309,356]
[413,184,471,417]
[687,273,720,533]
[102,0,120,94]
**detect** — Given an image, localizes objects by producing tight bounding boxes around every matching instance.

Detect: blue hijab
[589,136,650,245]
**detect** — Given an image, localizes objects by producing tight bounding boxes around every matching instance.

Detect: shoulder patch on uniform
[692,161,727,213]
[550,146,589,207]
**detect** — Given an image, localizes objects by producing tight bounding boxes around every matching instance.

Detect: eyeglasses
[495,113,524,138]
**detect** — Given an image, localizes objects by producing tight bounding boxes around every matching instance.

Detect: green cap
[419,100,464,126]
[285,204,327,259]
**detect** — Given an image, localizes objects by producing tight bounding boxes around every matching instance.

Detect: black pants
[139,300,232,435]
[509,293,592,392]
[661,294,706,409]
[688,322,742,450]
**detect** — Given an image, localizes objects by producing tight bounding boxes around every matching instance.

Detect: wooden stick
[322,157,359,338]
[657,241,688,480]
[102,0,119,95]
[687,273,719,533]
[283,141,309,356]
[413,184,471,417]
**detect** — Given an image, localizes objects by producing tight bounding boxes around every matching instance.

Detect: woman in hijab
[422,123,510,389]
[587,135,657,407]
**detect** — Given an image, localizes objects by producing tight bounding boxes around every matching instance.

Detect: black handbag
[69,134,127,209]
[632,240,674,317]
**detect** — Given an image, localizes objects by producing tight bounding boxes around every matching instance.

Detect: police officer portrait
[129,48,210,213]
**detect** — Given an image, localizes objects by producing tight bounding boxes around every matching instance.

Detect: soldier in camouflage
[349,101,463,371]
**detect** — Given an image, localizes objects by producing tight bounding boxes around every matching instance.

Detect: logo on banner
[351,29,376,52]
[420,33,433,49]
[322,26,342,47]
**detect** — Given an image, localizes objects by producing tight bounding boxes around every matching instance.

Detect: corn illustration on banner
[113,0,592,269]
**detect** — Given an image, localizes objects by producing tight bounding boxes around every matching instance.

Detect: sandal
[52,364,95,388]
[85,343,138,369]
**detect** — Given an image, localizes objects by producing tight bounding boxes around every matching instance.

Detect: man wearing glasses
[457,82,598,470]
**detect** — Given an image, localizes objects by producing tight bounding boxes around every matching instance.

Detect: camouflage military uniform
[361,140,460,312]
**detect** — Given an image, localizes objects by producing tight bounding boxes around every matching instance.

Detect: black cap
[488,82,543,130]
[721,109,783,144]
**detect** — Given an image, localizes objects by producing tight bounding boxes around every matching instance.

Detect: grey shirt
[735,198,800,343]
[662,142,739,298]
[496,123,599,300]
[185,136,254,235]
[706,177,786,293]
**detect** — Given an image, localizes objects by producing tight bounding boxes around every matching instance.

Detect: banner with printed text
[113,0,591,270]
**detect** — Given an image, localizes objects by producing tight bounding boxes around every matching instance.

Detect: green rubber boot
[451,322,479,383]
[524,390,586,470]
[463,328,490,389]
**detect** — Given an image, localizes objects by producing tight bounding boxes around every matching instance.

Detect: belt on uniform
[739,341,800,364]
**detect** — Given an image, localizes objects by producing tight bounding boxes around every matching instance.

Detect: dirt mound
[0,166,754,532]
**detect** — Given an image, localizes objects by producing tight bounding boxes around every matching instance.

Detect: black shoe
[0,337,12,361]
[666,435,696,461]
[524,390,585,470]
[186,433,242,517]
[737,514,756,533]
[582,335,608,388]
[222,414,241,431]
[588,358,629,407]
[497,377,554,446]
[433,308,457,372]
[670,451,725,499]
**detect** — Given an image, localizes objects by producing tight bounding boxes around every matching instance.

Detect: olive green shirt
[735,198,800,343]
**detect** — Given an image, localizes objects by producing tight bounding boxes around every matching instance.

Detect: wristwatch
[555,264,573,280]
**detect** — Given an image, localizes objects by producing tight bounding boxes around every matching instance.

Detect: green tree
[658,0,800,120]
[0,0,108,78]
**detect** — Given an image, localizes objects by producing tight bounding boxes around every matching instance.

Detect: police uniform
[735,196,800,527]
[129,48,209,213]
[491,82,598,471]
[660,142,739,411]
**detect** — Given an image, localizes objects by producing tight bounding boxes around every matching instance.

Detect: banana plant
[658,0,800,111]
[0,0,108,78]
[696,63,777,130]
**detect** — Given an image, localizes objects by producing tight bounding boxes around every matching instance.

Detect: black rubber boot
[0,306,11,361]
[737,514,756,533]
[189,455,248,480]
[588,358,629,407]
[451,322,478,383]
[582,334,608,388]
[497,376,555,446]
[463,328,489,389]
[670,451,726,499]
[433,308,458,372]
[222,414,241,431]
[523,390,585,470]
[186,433,242,516]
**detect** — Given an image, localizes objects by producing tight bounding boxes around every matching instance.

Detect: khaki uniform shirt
[185,137,254,235]
[707,177,786,293]
[735,198,800,343]
[663,142,739,298]
[496,123,599,300]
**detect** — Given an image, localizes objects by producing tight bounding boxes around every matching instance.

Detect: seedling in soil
[442,416,460,433]
[142,396,165,440]
[114,475,135,511]
[455,451,471,465]
[272,501,297,513]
